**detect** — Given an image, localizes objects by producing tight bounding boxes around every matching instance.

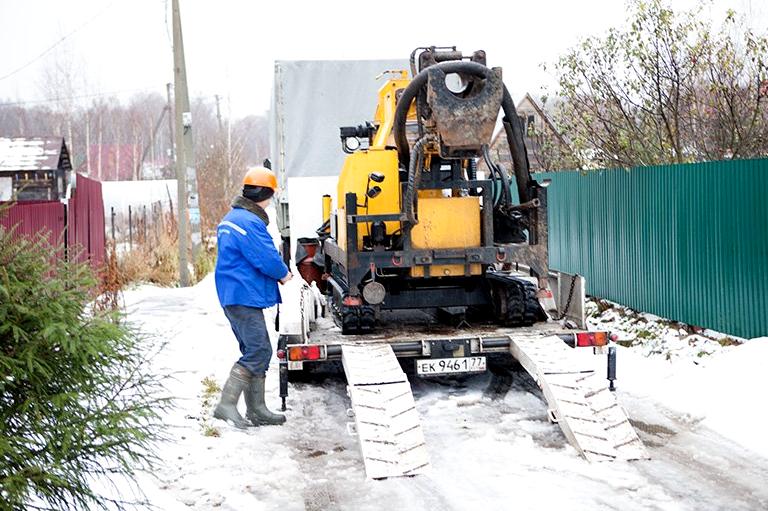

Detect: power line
[0,87,164,107]
[164,0,173,49]
[0,89,226,109]
[0,0,119,82]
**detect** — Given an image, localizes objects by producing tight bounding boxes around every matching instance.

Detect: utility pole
[226,94,232,193]
[172,0,200,287]
[97,114,103,180]
[85,114,91,175]
[215,94,223,136]
[136,107,169,178]
[166,82,175,166]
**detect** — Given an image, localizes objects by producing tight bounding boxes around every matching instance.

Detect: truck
[269,47,646,479]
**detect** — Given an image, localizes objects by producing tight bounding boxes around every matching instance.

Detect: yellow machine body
[371,71,412,150]
[335,71,483,276]
[324,50,549,334]
[322,194,332,224]
[336,149,401,250]
[410,196,482,277]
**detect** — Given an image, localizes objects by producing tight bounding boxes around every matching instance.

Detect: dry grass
[201,376,221,396]
[115,210,219,287]
[119,217,180,287]
[90,241,123,313]
[192,242,217,285]
[200,375,222,438]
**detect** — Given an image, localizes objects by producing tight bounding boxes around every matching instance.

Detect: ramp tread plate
[342,345,430,479]
[342,344,408,385]
[509,335,648,462]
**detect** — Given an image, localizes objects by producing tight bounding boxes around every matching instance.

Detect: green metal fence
[538,159,768,339]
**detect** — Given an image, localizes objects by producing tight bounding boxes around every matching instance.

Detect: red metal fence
[0,174,105,269]
[67,174,105,267]
[0,200,65,242]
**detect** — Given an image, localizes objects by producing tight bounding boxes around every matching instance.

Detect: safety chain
[555,274,579,321]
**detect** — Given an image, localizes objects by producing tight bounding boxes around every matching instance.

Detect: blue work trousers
[223,305,272,376]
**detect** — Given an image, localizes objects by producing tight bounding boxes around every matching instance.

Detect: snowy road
[122,278,768,511]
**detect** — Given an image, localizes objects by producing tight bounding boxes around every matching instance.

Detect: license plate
[415,356,487,376]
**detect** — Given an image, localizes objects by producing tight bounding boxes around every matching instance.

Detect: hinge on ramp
[341,344,430,479]
[509,335,649,462]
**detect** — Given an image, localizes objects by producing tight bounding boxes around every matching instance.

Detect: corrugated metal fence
[539,159,768,339]
[0,200,66,243]
[68,174,105,267]
[0,174,105,269]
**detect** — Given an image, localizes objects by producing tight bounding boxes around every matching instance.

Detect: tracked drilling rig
[322,47,551,334]
[274,50,647,477]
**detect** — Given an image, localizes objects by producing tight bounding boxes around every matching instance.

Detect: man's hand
[279,272,293,285]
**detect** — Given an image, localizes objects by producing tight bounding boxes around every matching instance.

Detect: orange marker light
[288,345,324,361]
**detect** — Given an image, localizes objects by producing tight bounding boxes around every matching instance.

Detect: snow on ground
[118,278,768,511]
[586,299,768,458]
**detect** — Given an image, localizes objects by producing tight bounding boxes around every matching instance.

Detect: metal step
[508,335,648,462]
[341,344,430,479]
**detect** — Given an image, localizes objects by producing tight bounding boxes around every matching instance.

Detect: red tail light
[343,296,362,306]
[288,345,324,361]
[576,331,608,347]
[276,349,286,360]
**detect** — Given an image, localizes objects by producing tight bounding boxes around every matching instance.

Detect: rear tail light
[288,345,325,361]
[576,331,608,347]
[276,349,286,360]
[343,295,362,306]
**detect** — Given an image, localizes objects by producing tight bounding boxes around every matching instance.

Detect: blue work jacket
[214,207,288,308]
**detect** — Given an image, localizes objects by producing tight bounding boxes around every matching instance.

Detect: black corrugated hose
[393,60,533,204]
[403,135,436,224]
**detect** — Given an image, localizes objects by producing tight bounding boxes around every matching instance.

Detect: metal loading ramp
[509,335,649,462]
[341,344,430,479]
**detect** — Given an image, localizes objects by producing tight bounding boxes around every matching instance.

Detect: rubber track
[497,277,545,327]
[329,294,375,335]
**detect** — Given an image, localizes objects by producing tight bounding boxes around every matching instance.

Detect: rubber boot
[213,363,253,429]
[245,375,286,426]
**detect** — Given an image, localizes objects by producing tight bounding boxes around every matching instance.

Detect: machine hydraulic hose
[393,60,534,205]
[482,144,511,207]
[403,134,437,225]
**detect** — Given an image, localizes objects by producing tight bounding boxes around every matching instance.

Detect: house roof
[519,93,567,146]
[488,93,568,148]
[0,137,71,172]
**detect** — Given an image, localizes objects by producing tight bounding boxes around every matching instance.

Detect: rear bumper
[276,331,615,411]
[279,332,582,369]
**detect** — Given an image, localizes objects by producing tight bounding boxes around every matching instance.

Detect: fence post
[168,198,175,230]
[128,205,133,250]
[156,200,162,244]
[166,184,174,218]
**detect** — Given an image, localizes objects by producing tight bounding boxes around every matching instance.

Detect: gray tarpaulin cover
[269,59,409,195]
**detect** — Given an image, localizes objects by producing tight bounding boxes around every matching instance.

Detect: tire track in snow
[284,379,350,511]
[630,409,768,511]
[284,374,459,511]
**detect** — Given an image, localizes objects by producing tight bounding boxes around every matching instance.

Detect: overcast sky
[0,0,765,118]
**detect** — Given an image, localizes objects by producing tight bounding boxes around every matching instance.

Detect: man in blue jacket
[213,166,291,428]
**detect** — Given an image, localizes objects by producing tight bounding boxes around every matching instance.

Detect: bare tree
[686,10,768,160]
[37,41,89,165]
[552,0,768,169]
[2,55,270,192]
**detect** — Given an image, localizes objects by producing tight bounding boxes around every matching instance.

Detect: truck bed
[305,309,577,356]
